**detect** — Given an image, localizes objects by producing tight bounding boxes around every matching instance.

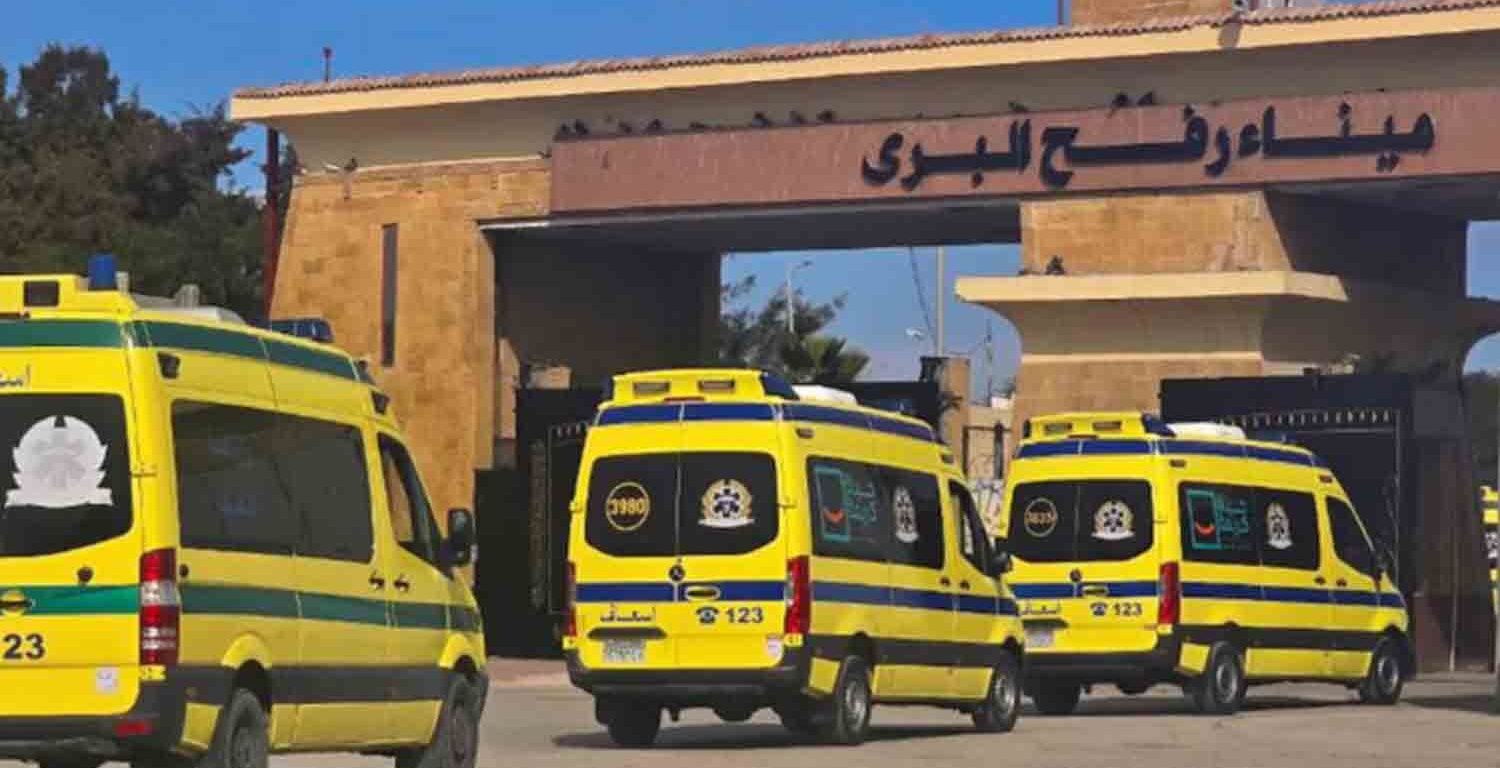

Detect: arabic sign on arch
[550,86,1497,214]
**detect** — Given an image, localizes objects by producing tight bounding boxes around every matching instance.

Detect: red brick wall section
[1071,0,1233,24]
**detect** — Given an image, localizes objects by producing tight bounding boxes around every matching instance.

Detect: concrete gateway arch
[232,0,1500,666]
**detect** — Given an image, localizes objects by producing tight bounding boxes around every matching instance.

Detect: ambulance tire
[972,651,1021,733]
[198,689,269,768]
[604,703,662,748]
[1190,642,1246,716]
[1032,681,1082,716]
[1358,637,1406,706]
[820,656,873,746]
[397,677,481,768]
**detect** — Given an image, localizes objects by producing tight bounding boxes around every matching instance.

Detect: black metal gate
[475,387,600,657]
[1160,374,1414,590]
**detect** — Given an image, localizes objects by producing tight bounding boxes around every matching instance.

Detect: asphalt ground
[271,664,1500,768]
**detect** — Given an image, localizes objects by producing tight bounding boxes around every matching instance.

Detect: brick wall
[274,159,721,525]
[1071,0,1232,24]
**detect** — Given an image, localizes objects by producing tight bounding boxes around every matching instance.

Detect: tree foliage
[0,45,264,320]
[718,273,870,384]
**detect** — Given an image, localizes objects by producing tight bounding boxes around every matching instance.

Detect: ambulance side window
[1327,497,1376,578]
[379,436,440,565]
[1180,484,1259,566]
[173,402,299,555]
[278,415,374,563]
[885,469,944,570]
[951,482,990,575]
[809,458,889,563]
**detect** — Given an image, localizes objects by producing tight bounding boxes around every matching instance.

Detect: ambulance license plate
[1024,626,1055,649]
[603,639,645,664]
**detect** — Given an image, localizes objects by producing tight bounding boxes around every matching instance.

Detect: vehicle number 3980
[1,633,44,660]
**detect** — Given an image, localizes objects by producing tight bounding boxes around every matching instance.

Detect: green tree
[717,273,870,384]
[781,335,871,385]
[0,45,264,320]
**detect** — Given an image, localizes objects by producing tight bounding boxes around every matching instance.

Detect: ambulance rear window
[0,395,133,556]
[1007,480,1153,563]
[584,452,778,557]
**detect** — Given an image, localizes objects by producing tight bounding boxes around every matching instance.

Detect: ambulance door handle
[1336,579,1348,588]
[1314,576,1327,586]
[939,577,952,588]
[369,573,387,590]
[959,580,971,591]
[394,576,411,593]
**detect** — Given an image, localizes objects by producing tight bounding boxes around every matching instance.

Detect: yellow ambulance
[1001,413,1409,716]
[0,264,485,768]
[564,369,1024,746]
[1483,486,1498,604]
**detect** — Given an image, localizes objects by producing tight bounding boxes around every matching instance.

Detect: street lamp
[785,259,813,334]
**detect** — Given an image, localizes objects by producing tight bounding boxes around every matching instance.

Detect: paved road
[281,670,1500,768]
[19,669,1499,767]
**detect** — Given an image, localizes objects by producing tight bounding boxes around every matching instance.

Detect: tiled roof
[235,0,1500,99]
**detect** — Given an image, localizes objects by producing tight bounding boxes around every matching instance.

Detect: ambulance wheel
[1190,642,1246,716]
[1032,681,1081,716]
[199,689,269,768]
[397,676,481,768]
[604,704,661,748]
[972,650,1021,733]
[820,655,873,745]
[1358,637,1406,705]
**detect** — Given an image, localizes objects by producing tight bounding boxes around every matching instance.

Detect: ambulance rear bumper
[567,646,809,706]
[1024,633,1181,684]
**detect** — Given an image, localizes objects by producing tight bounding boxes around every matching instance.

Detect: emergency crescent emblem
[6,415,112,509]
[1092,500,1135,541]
[892,486,919,544]
[1266,502,1293,551]
[603,482,651,532]
[1023,497,1059,538]
[700,479,754,529]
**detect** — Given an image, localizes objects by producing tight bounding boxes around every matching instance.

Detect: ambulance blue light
[269,317,334,344]
[759,372,800,400]
[87,254,118,291]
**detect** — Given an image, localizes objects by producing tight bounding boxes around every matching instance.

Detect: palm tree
[780,335,871,385]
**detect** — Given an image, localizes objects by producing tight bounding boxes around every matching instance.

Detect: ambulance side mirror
[1374,549,1394,582]
[445,508,476,568]
[989,549,1014,578]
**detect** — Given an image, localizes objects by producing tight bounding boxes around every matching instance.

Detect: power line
[908,247,935,341]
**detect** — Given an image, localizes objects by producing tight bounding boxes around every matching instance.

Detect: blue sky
[5,0,1498,388]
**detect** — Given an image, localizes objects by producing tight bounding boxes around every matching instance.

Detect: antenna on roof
[322,46,333,82]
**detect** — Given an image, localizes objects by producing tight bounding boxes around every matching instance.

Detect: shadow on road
[1401,693,1498,715]
[553,722,974,751]
[1032,695,1345,718]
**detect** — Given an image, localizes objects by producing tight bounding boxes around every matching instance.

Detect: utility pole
[936,246,946,357]
[785,259,812,335]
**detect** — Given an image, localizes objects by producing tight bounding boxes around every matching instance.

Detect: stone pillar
[959,189,1497,670]
[273,160,548,529]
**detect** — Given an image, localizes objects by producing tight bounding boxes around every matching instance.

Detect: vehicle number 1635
[2,633,44,660]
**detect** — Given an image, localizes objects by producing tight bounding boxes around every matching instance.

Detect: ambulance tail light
[563,561,578,639]
[139,548,180,666]
[1157,561,1181,628]
[785,556,811,635]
